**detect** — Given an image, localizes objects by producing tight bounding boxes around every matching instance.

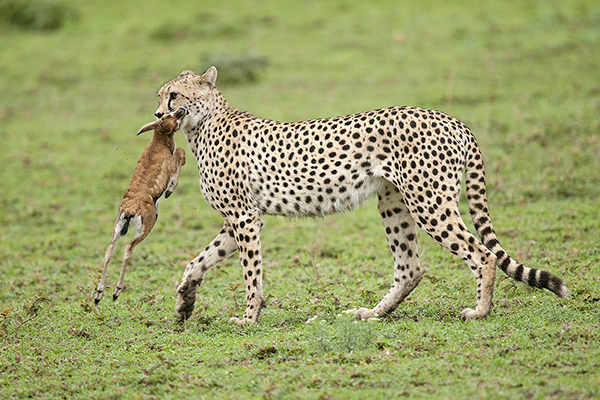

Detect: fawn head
[137,106,188,136]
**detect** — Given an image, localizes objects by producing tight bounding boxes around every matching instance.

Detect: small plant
[149,13,246,42]
[298,255,333,288]
[77,272,101,313]
[227,282,244,317]
[144,354,175,384]
[306,310,379,353]
[0,308,10,336]
[0,0,79,31]
[0,291,52,337]
[201,52,268,85]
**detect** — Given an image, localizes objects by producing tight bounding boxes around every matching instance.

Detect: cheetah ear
[178,70,195,78]
[201,66,218,86]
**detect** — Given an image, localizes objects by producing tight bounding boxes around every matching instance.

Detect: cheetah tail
[463,139,570,299]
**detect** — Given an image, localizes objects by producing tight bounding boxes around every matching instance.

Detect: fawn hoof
[94,290,104,305]
[113,287,123,302]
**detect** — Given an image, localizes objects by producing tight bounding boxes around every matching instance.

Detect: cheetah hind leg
[355,184,423,320]
[414,205,497,320]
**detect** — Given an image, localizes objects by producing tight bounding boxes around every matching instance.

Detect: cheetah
[154,67,569,324]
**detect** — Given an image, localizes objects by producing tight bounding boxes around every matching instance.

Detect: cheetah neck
[183,90,233,135]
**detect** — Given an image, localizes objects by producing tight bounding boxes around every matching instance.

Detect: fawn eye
[170,92,179,100]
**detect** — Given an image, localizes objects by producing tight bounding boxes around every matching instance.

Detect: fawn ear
[137,120,159,135]
[174,105,188,119]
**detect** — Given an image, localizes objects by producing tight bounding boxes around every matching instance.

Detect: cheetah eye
[170,92,179,100]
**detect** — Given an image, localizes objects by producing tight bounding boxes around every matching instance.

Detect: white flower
[306,315,319,324]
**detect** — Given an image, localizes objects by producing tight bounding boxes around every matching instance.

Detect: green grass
[1,0,600,398]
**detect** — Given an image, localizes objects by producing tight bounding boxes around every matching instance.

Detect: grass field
[1,0,599,398]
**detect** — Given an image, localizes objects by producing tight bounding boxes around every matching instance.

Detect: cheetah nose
[155,112,164,119]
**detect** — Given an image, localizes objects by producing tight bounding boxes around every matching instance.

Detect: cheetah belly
[249,167,388,217]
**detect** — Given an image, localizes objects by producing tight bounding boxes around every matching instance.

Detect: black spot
[486,239,499,248]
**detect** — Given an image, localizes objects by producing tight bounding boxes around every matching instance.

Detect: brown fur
[95,107,187,304]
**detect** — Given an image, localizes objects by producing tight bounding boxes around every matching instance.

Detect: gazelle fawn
[95,106,187,304]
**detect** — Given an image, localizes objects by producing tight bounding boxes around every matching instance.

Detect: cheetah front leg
[175,221,238,319]
[228,210,265,325]
[355,184,423,320]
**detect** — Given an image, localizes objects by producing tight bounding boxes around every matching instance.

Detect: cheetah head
[155,67,218,132]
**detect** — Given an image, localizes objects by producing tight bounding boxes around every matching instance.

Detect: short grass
[1,0,599,398]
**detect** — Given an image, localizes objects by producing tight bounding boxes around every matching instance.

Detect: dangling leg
[176,220,239,319]
[112,237,143,301]
[95,216,126,304]
[356,183,423,320]
[165,148,186,199]
[228,210,266,325]
[113,214,154,301]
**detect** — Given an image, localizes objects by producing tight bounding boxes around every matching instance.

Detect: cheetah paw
[353,308,378,321]
[458,307,487,320]
[228,316,255,325]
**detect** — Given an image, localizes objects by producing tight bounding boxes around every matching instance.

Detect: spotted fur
[155,67,569,324]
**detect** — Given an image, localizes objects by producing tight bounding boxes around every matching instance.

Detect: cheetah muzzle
[155,67,569,325]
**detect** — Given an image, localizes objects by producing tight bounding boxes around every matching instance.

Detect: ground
[0,0,599,398]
